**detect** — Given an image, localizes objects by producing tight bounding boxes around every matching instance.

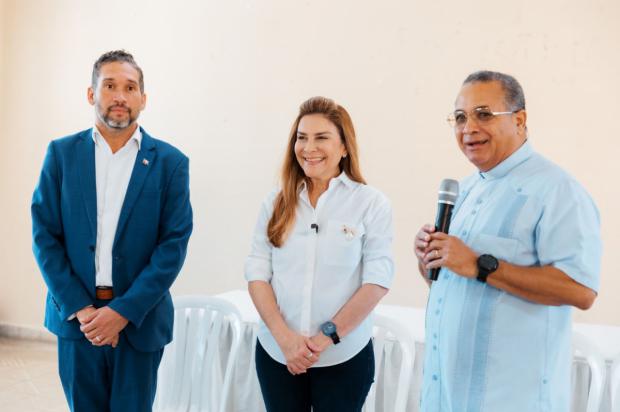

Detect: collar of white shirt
[299,171,359,194]
[91,124,142,151]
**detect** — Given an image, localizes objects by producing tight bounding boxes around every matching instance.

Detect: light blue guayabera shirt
[421,141,601,412]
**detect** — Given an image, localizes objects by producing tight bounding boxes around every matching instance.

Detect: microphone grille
[438,179,459,204]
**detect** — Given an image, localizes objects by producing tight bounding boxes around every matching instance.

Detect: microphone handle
[429,202,454,281]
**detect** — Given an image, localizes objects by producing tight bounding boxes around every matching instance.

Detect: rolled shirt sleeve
[535,178,602,292]
[361,194,395,289]
[244,191,277,283]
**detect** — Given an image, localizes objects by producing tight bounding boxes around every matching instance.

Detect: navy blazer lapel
[76,130,97,238]
[114,128,157,248]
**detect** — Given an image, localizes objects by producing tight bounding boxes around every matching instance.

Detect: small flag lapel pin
[142,158,149,166]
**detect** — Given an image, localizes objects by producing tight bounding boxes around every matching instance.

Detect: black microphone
[311,223,319,233]
[429,179,459,281]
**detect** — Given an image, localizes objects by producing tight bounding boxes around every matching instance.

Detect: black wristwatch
[321,321,340,344]
[476,254,499,283]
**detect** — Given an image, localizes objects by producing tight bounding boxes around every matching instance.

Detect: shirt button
[542,379,548,384]
[476,199,483,204]
[517,188,522,192]
[433,333,438,339]
[438,298,443,303]
[432,374,438,381]
[471,210,476,215]
[433,345,437,351]
[462,231,468,236]
[435,310,440,315]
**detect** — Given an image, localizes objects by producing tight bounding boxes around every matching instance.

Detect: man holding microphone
[414,71,601,411]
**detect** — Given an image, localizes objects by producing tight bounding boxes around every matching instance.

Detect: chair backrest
[611,353,620,412]
[572,331,606,412]
[363,314,416,412]
[154,295,243,412]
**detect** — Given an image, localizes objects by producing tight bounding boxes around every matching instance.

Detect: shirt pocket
[322,219,365,268]
[472,233,519,262]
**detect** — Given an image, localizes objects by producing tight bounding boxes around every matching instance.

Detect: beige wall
[0,0,5,158]
[0,4,4,175]
[1,0,618,330]
[0,0,11,323]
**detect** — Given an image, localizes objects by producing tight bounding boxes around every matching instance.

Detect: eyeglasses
[447,107,521,128]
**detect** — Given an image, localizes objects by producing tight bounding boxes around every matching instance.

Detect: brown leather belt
[96,286,114,300]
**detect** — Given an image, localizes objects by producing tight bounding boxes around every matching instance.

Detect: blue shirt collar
[479,140,533,180]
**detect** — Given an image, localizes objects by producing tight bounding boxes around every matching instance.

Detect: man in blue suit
[32,50,193,411]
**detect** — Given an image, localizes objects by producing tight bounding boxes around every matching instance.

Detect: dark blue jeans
[255,339,375,412]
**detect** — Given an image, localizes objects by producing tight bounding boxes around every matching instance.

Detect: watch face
[322,322,336,335]
[479,254,499,271]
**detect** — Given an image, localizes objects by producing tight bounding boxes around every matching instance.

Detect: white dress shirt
[92,126,141,287]
[245,172,395,367]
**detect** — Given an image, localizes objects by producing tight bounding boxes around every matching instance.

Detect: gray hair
[463,70,525,111]
[92,50,144,93]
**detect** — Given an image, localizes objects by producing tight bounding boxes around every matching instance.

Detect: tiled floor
[0,337,67,412]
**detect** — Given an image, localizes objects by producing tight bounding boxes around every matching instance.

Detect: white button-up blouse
[245,172,395,367]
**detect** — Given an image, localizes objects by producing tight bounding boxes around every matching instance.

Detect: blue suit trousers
[58,333,163,412]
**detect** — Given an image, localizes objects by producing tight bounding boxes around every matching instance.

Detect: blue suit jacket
[32,128,193,352]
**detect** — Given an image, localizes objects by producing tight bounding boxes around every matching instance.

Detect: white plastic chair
[154,295,243,412]
[611,353,620,412]
[572,331,606,412]
[363,314,416,412]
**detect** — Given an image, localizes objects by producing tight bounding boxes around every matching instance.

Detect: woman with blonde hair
[245,96,394,411]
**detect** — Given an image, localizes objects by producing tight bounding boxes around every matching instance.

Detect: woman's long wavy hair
[267,96,366,247]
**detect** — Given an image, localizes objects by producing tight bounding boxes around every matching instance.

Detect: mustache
[106,105,131,113]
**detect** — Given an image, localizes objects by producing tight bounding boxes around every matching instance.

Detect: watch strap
[328,331,340,345]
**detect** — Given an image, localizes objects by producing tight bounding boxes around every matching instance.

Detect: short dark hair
[463,70,525,111]
[92,50,144,93]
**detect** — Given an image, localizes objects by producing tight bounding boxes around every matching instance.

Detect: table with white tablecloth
[213,290,619,412]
